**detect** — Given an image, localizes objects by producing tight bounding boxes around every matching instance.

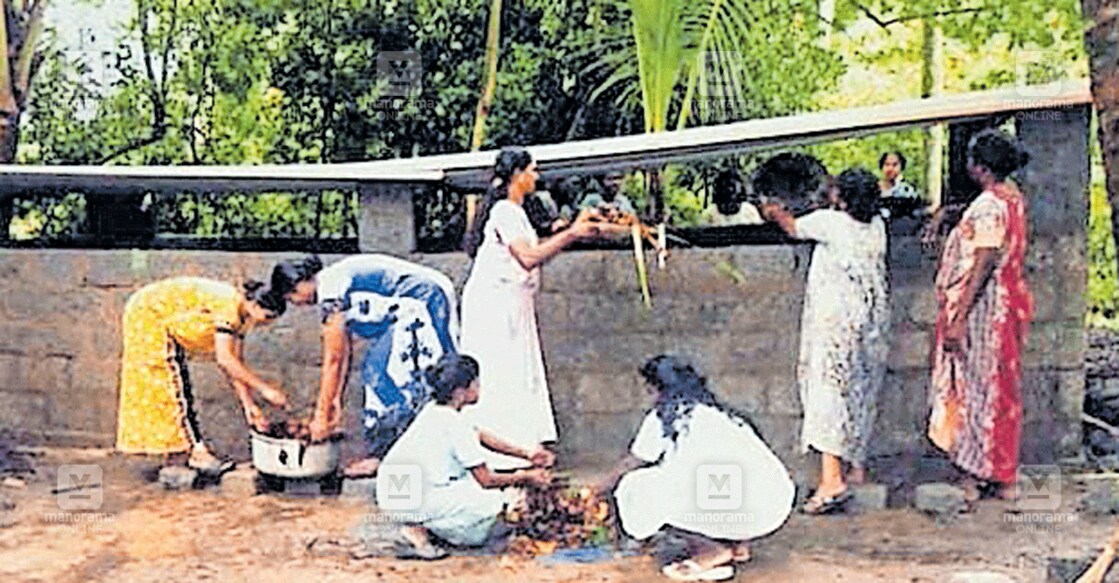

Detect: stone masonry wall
[0,231,1084,480]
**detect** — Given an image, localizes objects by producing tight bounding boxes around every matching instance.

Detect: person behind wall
[879,151,920,199]
[704,167,764,226]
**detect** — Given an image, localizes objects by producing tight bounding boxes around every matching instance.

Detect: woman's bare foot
[960,477,982,504]
[187,444,234,475]
[394,525,447,560]
[732,542,751,563]
[343,457,381,479]
[847,467,867,486]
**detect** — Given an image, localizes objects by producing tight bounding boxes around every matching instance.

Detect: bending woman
[600,355,794,581]
[459,147,612,469]
[116,276,291,474]
[279,254,459,477]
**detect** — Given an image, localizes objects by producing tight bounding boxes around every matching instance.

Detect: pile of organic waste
[504,476,613,557]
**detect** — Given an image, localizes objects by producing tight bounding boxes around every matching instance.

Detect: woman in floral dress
[928,129,1032,503]
[117,276,290,474]
[762,165,891,514]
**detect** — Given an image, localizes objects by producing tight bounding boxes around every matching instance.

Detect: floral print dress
[929,183,1032,485]
[794,209,891,464]
[116,277,249,455]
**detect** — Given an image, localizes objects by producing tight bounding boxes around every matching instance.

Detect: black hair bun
[302,255,324,275]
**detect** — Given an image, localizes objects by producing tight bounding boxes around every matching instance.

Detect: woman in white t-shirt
[380,353,554,559]
[599,355,795,582]
[460,147,615,469]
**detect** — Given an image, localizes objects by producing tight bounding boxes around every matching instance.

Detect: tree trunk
[1083,0,1119,275]
[470,0,502,151]
[921,19,945,208]
[0,112,19,163]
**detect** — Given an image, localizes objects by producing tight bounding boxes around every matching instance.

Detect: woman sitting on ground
[600,355,795,581]
[380,353,555,559]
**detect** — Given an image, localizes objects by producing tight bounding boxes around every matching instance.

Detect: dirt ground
[1,448,1117,583]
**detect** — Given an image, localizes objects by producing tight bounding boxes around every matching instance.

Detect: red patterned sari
[929,182,1033,485]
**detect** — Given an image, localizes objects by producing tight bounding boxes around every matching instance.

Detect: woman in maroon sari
[929,129,1033,503]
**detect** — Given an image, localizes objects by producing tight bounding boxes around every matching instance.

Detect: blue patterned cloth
[316,255,459,457]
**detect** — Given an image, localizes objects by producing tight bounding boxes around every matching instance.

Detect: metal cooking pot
[249,431,340,478]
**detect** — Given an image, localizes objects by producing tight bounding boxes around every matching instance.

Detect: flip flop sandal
[661,560,734,581]
[391,533,448,561]
[800,490,852,515]
[188,457,235,476]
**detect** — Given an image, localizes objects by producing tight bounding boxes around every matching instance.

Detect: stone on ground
[157,466,198,491]
[914,483,966,515]
[1047,557,1092,583]
[341,477,377,500]
[850,484,888,511]
[1079,478,1119,516]
[219,466,259,497]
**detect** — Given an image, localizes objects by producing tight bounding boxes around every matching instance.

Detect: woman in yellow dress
[116,276,294,474]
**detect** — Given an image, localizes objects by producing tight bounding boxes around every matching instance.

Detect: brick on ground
[914,483,966,515]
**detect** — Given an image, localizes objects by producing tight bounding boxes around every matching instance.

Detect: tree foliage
[9,0,1096,236]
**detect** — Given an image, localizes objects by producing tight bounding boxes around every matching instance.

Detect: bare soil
[0,448,1116,582]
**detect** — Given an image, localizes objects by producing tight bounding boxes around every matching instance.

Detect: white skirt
[614,425,795,541]
[460,276,556,470]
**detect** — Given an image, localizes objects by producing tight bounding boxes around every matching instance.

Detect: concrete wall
[0,107,1090,481]
[0,232,1084,479]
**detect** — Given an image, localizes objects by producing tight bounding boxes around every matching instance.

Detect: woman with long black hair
[460,147,611,469]
[600,355,795,581]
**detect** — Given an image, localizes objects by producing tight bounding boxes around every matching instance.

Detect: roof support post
[358,182,418,255]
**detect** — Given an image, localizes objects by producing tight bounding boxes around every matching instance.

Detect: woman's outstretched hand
[529,445,556,468]
[242,401,270,432]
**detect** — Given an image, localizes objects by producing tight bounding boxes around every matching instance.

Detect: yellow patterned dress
[116,277,249,454]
